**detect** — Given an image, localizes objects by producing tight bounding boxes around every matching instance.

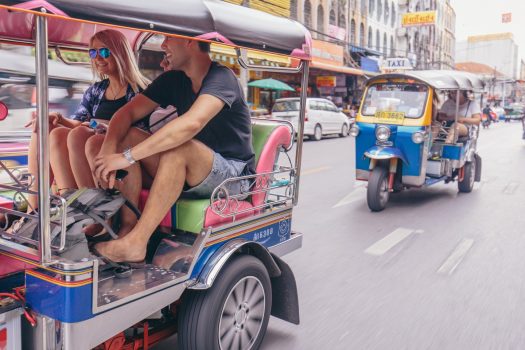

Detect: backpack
[12,188,138,261]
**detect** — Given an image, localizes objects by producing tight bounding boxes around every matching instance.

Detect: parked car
[505,103,524,121]
[271,97,350,140]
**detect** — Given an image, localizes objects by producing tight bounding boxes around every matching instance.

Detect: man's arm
[100,94,159,153]
[130,94,224,161]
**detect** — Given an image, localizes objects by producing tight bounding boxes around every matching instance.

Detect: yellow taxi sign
[374,111,405,124]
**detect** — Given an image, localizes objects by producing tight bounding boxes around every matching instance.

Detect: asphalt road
[156,121,525,349]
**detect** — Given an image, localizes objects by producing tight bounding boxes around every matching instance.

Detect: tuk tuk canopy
[367,70,485,91]
[0,0,311,59]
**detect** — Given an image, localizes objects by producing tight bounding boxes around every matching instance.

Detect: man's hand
[25,112,62,132]
[93,153,131,189]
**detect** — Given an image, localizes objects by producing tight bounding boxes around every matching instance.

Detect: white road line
[301,166,331,176]
[364,228,417,256]
[332,187,366,208]
[503,181,520,195]
[437,238,474,275]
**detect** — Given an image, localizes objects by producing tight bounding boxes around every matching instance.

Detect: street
[258,121,525,349]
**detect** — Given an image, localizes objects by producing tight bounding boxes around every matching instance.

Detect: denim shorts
[182,152,251,199]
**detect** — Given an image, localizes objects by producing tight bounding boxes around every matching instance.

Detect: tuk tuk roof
[367,70,485,91]
[0,0,311,59]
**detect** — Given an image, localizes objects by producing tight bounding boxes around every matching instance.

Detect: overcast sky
[451,0,525,60]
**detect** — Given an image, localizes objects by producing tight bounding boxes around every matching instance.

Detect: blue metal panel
[25,274,93,323]
[355,123,424,177]
[442,144,463,160]
[191,218,292,279]
[364,146,408,164]
[0,155,27,166]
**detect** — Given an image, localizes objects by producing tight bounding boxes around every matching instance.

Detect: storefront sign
[328,25,346,41]
[311,39,344,66]
[401,11,436,27]
[381,58,413,70]
[316,76,337,88]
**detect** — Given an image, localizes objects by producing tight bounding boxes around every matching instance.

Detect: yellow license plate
[374,111,405,124]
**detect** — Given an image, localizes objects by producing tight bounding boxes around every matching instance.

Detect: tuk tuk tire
[312,124,322,141]
[178,254,272,350]
[340,124,348,137]
[458,160,476,193]
[367,166,390,212]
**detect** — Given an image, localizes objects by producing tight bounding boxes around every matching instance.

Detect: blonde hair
[89,29,150,92]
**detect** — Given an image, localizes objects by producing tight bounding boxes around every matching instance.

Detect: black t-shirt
[94,96,128,120]
[142,62,255,174]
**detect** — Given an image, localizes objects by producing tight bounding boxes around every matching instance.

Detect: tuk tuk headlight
[375,126,391,141]
[349,125,360,137]
[411,131,425,144]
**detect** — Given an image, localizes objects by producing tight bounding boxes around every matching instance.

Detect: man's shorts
[182,152,251,199]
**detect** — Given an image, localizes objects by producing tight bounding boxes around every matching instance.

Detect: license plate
[374,111,405,124]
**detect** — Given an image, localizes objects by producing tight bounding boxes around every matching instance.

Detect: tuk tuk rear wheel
[177,255,272,350]
[367,166,390,212]
[458,159,476,193]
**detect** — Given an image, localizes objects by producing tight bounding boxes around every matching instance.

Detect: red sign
[502,13,512,23]
[0,328,6,350]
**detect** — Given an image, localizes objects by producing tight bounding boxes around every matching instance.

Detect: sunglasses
[88,47,111,59]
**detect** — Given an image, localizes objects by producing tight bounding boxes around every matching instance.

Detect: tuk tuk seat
[139,122,292,233]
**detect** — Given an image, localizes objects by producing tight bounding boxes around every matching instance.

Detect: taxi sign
[374,111,405,124]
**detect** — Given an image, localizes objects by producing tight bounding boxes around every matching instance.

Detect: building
[456,33,519,79]
[396,0,455,70]
[366,0,398,58]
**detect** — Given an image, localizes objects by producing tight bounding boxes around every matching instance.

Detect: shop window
[304,0,312,28]
[377,0,382,21]
[376,30,380,51]
[329,9,336,26]
[290,0,297,20]
[317,5,325,34]
[368,26,373,48]
[350,19,356,45]
[360,23,365,47]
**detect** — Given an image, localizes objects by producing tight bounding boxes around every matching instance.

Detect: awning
[311,61,364,76]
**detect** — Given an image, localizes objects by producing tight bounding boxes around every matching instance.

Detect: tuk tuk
[350,71,484,211]
[0,1,312,349]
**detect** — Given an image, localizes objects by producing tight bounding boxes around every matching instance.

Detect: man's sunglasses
[88,48,111,59]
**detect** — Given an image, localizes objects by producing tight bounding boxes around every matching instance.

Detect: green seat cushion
[174,123,280,233]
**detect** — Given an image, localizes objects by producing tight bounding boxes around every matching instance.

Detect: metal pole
[35,15,51,264]
[454,90,460,143]
[502,81,506,108]
[293,61,310,206]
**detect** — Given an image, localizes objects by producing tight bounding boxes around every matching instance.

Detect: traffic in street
[260,121,524,349]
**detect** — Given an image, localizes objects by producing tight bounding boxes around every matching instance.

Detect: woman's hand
[24,112,63,132]
[93,152,130,189]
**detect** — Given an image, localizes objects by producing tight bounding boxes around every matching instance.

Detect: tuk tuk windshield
[362,83,428,119]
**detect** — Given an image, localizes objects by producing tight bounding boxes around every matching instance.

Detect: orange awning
[311,61,365,76]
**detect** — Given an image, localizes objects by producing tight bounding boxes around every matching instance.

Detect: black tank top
[93,96,128,120]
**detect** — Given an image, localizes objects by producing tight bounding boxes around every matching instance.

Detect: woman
[437,90,481,143]
[11,29,150,235]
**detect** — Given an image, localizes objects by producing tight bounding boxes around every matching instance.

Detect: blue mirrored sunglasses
[88,47,111,59]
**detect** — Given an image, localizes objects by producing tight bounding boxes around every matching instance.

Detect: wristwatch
[123,147,136,165]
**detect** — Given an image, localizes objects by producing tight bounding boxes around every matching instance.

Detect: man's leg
[94,140,214,262]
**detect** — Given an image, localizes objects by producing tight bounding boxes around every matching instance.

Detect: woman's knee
[67,126,93,149]
[49,127,70,149]
[85,135,104,158]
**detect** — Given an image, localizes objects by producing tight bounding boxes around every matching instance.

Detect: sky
[451,0,525,60]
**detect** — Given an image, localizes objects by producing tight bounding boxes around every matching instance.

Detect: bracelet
[123,147,136,165]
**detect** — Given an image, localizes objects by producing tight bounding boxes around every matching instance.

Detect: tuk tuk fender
[189,239,281,291]
[364,146,408,165]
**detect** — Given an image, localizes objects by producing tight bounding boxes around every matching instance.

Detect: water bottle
[89,119,107,134]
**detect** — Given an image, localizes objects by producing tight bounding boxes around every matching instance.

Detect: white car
[271,97,350,141]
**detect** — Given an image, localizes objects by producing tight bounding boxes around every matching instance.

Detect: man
[437,90,481,143]
[92,36,254,264]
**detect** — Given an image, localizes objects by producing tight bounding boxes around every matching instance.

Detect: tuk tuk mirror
[0,101,8,121]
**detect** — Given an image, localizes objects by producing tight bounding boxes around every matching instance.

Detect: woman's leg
[445,123,468,143]
[49,127,76,192]
[67,126,95,188]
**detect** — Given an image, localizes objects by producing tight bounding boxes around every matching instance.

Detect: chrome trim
[268,232,302,257]
[35,16,52,264]
[189,240,280,290]
[293,61,309,206]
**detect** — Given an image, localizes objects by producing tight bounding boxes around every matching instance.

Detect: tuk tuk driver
[91,36,255,264]
[437,90,481,143]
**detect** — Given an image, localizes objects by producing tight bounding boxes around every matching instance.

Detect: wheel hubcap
[315,127,321,139]
[219,276,266,350]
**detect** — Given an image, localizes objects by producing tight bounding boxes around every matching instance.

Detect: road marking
[437,238,474,275]
[332,187,366,208]
[301,166,331,176]
[364,228,417,256]
[503,181,520,195]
